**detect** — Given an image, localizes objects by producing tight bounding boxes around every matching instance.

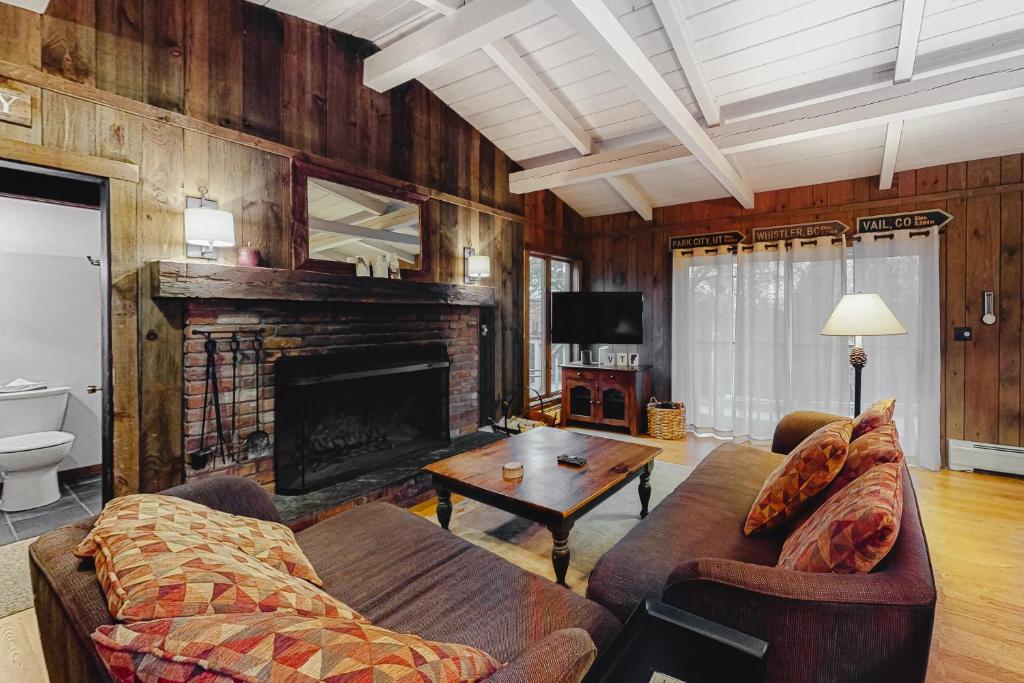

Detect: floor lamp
[821,293,906,416]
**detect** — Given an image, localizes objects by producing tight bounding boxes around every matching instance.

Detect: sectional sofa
[30,411,936,683]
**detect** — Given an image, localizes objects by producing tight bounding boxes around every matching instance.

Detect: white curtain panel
[853,230,941,470]
[672,240,848,443]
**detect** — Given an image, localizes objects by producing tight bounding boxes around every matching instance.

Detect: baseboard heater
[948,439,1024,476]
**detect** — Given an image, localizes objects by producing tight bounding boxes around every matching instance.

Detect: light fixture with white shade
[185,185,235,259]
[464,247,491,283]
[821,292,906,416]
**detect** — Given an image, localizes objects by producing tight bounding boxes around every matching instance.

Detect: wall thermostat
[982,291,997,325]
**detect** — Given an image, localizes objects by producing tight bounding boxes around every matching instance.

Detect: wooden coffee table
[424,427,661,586]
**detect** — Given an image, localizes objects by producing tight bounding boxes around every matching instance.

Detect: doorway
[0,161,111,545]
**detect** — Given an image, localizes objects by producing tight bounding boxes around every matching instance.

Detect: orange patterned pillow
[744,420,852,536]
[87,526,363,623]
[852,398,895,439]
[93,613,501,683]
[76,494,322,586]
[831,422,904,494]
[777,462,904,573]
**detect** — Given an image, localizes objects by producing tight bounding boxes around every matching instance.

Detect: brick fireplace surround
[182,299,481,494]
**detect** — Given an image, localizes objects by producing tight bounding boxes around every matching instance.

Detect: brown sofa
[586,411,937,683]
[30,476,621,683]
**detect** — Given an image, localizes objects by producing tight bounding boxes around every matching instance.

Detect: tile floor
[0,476,101,546]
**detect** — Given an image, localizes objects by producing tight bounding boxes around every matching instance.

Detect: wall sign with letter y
[0,82,35,128]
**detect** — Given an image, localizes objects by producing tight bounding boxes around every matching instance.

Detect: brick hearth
[182,299,480,492]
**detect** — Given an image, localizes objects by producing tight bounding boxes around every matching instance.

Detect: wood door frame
[0,158,115,504]
[290,159,434,281]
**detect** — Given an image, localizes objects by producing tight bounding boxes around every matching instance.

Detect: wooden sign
[0,82,33,128]
[670,231,745,250]
[856,210,953,233]
[752,221,849,243]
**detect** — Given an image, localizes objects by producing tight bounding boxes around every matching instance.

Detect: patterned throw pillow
[76,494,322,586]
[743,420,853,536]
[92,613,502,683]
[87,526,364,623]
[852,398,896,440]
[777,462,904,573]
[830,422,904,494]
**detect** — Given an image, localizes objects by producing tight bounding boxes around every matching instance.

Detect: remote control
[557,453,587,467]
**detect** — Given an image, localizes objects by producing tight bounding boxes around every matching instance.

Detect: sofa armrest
[485,628,596,683]
[161,476,282,523]
[771,410,847,454]
[663,559,936,683]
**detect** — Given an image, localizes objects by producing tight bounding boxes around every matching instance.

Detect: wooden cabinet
[560,364,652,436]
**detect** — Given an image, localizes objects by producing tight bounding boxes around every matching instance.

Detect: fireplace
[274,344,451,495]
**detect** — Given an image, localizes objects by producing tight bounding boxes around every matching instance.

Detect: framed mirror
[292,161,431,279]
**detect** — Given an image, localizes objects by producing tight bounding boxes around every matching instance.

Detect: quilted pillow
[76,494,322,586]
[852,398,896,439]
[777,462,904,573]
[87,526,363,623]
[92,613,501,683]
[744,419,853,536]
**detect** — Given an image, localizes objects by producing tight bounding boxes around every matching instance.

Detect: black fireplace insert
[274,344,451,495]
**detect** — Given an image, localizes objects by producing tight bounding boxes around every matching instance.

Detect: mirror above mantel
[292,161,433,280]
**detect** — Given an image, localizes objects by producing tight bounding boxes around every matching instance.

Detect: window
[528,253,577,399]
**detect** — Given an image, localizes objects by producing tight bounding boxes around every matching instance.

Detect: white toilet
[0,387,75,512]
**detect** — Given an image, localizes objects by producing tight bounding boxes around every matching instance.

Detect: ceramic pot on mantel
[237,243,260,267]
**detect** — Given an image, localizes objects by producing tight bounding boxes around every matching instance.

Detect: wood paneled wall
[0,0,580,494]
[582,157,1024,458]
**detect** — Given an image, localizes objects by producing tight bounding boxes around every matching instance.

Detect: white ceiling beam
[652,0,719,127]
[607,175,653,220]
[552,0,753,207]
[510,55,1024,193]
[879,120,903,190]
[894,0,926,84]
[410,0,591,154]
[0,0,49,12]
[363,0,547,92]
[310,217,421,245]
[310,178,388,215]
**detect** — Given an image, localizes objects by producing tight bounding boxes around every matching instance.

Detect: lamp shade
[184,207,235,247]
[821,293,906,336]
[467,254,491,278]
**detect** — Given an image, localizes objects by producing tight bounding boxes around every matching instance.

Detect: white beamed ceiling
[255,0,1024,217]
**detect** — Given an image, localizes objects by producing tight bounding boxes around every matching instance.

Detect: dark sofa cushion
[587,443,785,620]
[297,501,622,663]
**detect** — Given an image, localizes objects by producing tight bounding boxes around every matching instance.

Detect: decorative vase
[237,243,260,267]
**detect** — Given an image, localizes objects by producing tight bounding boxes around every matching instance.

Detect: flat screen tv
[550,292,644,344]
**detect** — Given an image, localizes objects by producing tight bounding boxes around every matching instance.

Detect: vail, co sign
[856,210,953,233]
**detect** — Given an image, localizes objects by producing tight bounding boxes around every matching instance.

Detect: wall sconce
[185,185,235,259]
[464,246,491,284]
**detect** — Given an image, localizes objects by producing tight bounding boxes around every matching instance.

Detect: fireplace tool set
[189,330,270,471]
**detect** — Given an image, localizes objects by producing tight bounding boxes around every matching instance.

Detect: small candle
[238,242,260,267]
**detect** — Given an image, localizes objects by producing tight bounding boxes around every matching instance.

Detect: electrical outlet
[954,327,973,342]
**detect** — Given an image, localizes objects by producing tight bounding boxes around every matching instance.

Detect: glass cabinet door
[568,383,594,418]
[600,386,627,423]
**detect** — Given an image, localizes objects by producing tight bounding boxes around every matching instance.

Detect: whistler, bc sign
[0,82,33,128]
[856,210,953,233]
[670,231,745,250]
[752,220,849,243]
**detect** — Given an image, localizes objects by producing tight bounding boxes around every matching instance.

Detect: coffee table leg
[549,520,574,586]
[639,463,653,519]
[435,482,453,530]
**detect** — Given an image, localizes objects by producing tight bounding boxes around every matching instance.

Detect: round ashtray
[502,461,524,479]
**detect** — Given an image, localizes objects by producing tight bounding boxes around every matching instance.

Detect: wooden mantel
[147,261,495,306]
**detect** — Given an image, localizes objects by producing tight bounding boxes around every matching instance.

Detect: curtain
[673,240,848,442]
[853,230,941,470]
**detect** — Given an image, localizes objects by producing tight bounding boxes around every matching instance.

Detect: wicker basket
[647,397,687,440]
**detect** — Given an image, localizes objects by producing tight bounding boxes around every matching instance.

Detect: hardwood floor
[1,430,1021,682]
